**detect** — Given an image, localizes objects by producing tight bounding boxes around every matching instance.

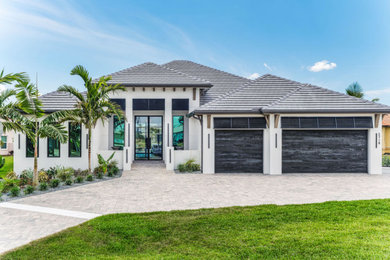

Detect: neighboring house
[382,114,390,154]
[0,129,14,156]
[13,60,390,174]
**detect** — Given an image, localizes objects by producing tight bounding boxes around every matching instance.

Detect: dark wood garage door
[215,130,263,173]
[282,130,368,173]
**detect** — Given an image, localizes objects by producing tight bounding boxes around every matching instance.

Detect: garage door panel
[282,130,367,173]
[215,130,263,173]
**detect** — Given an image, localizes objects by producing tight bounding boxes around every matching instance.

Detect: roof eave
[193,109,262,115]
[261,108,390,114]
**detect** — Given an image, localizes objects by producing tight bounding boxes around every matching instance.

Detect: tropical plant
[10,186,20,197]
[1,178,20,193]
[0,155,4,169]
[49,179,60,188]
[24,185,35,195]
[346,82,379,102]
[97,152,115,175]
[57,167,74,182]
[75,176,84,183]
[15,80,68,185]
[38,171,49,183]
[39,182,48,191]
[178,159,201,173]
[52,65,125,173]
[107,160,119,176]
[5,171,17,180]
[19,169,34,186]
[86,174,93,181]
[0,69,29,133]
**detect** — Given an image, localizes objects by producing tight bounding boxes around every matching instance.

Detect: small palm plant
[53,65,125,173]
[346,82,379,102]
[97,152,115,175]
[15,80,68,186]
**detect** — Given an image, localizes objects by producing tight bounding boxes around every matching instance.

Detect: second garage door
[282,130,368,173]
[215,130,263,173]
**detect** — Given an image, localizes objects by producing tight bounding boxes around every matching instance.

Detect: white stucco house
[13,60,390,174]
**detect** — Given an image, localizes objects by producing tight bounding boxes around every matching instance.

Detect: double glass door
[135,116,163,160]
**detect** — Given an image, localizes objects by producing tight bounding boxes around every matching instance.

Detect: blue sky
[1,0,390,103]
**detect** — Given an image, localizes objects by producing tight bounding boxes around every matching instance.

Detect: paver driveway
[2,162,390,253]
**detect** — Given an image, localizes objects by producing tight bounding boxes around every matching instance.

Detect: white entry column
[123,96,133,171]
[164,97,173,167]
[368,114,382,174]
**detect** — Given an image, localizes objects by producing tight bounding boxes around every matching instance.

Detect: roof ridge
[159,64,211,84]
[165,60,251,81]
[198,74,268,108]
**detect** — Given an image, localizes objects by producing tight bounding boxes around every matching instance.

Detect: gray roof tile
[194,74,390,114]
[163,60,251,104]
[96,62,212,87]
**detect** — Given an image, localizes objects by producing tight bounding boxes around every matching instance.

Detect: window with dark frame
[69,123,81,157]
[172,115,184,150]
[47,137,60,157]
[26,128,38,158]
[113,115,125,150]
[1,136,7,149]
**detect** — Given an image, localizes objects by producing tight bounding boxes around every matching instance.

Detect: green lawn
[4,199,390,259]
[0,156,13,178]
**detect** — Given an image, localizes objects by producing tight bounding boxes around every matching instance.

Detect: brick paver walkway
[2,162,390,253]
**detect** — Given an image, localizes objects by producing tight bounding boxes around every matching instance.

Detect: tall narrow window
[69,123,81,157]
[113,115,125,149]
[1,136,7,149]
[172,115,184,150]
[26,133,38,157]
[47,137,60,157]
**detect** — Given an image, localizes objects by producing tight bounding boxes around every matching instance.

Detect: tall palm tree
[346,82,364,98]
[15,80,68,185]
[53,65,125,173]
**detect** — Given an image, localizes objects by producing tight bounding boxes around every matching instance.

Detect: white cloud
[248,73,260,80]
[308,60,337,72]
[264,63,272,71]
[365,88,390,96]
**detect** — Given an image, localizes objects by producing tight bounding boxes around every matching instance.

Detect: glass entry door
[135,116,163,160]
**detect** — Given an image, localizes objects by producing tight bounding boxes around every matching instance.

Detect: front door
[135,116,163,160]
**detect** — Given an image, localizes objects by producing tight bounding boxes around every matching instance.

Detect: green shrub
[50,179,60,188]
[5,171,17,180]
[93,166,104,175]
[39,182,48,191]
[74,169,89,178]
[57,167,74,182]
[46,167,57,180]
[10,186,20,197]
[86,174,93,181]
[178,159,200,172]
[96,172,103,179]
[65,179,72,186]
[24,185,35,195]
[383,156,390,167]
[19,169,34,186]
[1,178,20,193]
[38,171,49,183]
[75,176,84,183]
[107,160,119,176]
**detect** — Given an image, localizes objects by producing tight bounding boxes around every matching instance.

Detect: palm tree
[53,65,125,173]
[15,80,68,185]
[0,69,30,133]
[346,82,364,98]
[346,82,379,102]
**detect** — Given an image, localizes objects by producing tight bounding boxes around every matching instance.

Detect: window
[173,116,184,150]
[26,134,38,157]
[214,117,267,129]
[69,123,81,157]
[48,137,60,157]
[281,117,373,129]
[113,115,125,149]
[1,136,7,149]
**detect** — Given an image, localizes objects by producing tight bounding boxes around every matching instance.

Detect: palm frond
[15,80,44,117]
[43,109,83,125]
[0,70,29,85]
[37,124,68,143]
[0,89,16,107]
[70,65,91,85]
[346,82,364,98]
[57,85,85,103]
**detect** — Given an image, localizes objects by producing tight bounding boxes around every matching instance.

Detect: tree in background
[346,82,379,102]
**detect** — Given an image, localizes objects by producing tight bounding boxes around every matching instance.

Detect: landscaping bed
[0,160,120,201]
[3,199,390,259]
